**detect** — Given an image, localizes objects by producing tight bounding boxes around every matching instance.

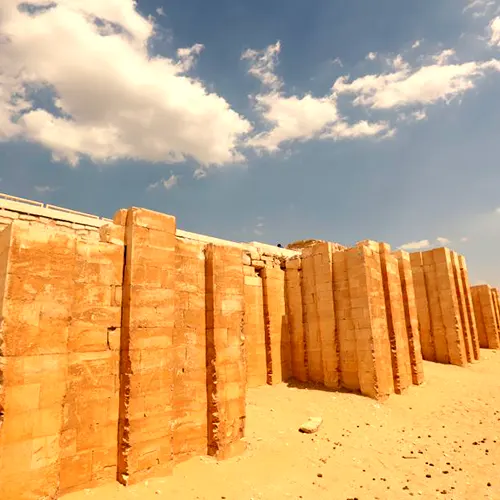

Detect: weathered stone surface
[471,284,500,349]
[0,198,492,499]
[411,248,472,367]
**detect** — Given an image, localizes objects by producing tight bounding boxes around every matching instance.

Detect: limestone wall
[0,220,124,499]
[471,284,500,349]
[0,200,492,499]
[410,248,479,366]
[283,240,424,399]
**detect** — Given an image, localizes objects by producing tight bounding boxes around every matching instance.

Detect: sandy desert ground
[64,350,500,500]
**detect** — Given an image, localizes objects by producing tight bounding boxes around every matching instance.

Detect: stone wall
[410,248,479,366]
[283,240,424,399]
[0,202,491,499]
[471,284,500,349]
[0,220,124,499]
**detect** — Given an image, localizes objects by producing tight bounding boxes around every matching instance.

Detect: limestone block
[284,263,307,382]
[378,245,412,394]
[393,250,424,385]
[99,223,126,245]
[262,266,292,385]
[450,252,474,363]
[244,273,267,388]
[205,243,246,460]
[173,239,208,464]
[410,252,435,362]
[471,284,500,349]
[118,208,177,486]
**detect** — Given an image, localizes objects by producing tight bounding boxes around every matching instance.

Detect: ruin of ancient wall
[0,201,495,499]
[471,284,500,349]
[410,248,479,366]
[0,219,124,498]
[0,206,300,499]
[283,239,424,399]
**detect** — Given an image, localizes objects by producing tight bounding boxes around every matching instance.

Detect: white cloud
[495,207,500,213]
[0,1,251,167]
[176,43,204,72]
[412,40,422,49]
[436,236,451,245]
[433,49,456,66]
[156,7,165,17]
[399,239,431,251]
[148,174,179,190]
[463,0,496,16]
[366,52,377,61]
[241,41,283,91]
[333,50,500,111]
[34,185,57,194]
[489,17,500,46]
[193,167,207,179]
[461,236,469,242]
[412,109,428,121]
[243,43,390,153]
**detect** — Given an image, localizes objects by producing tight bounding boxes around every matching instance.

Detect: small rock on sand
[299,417,323,434]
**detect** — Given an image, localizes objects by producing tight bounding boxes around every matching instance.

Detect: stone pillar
[412,249,468,366]
[60,225,124,494]
[284,257,307,382]
[378,243,412,394]
[301,249,323,384]
[117,208,177,485]
[393,250,424,385]
[450,252,474,363]
[205,244,246,460]
[262,265,292,385]
[0,222,73,500]
[345,244,394,400]
[243,266,267,388]
[332,250,358,391]
[471,285,500,349]
[172,239,208,463]
[410,252,436,362]
[490,288,500,339]
[458,255,480,360]
[300,243,339,389]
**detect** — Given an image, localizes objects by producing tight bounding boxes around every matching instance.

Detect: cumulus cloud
[436,236,451,245]
[243,43,390,153]
[490,17,500,46]
[1,1,500,168]
[176,43,205,72]
[399,239,431,250]
[148,174,179,190]
[412,40,422,49]
[366,52,377,61]
[241,41,283,91]
[0,0,251,167]
[333,49,500,111]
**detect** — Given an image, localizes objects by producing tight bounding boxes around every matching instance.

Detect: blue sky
[1,0,500,284]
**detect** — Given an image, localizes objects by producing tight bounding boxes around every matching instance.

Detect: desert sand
[64,350,500,500]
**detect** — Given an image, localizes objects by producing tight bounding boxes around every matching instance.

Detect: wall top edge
[0,193,298,258]
[0,195,112,228]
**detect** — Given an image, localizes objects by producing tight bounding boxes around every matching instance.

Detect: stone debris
[299,417,323,434]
